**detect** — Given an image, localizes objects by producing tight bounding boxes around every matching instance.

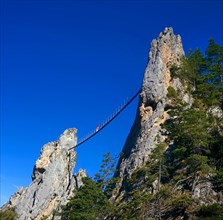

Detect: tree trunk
[158,161,162,220]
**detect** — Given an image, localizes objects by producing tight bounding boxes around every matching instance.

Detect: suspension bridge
[68,89,141,150]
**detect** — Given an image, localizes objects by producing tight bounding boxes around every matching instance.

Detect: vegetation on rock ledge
[0,209,17,220]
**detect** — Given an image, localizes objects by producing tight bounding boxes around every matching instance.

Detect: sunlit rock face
[1,128,86,220]
[114,28,185,198]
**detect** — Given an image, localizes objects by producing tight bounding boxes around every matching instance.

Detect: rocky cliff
[2,28,221,219]
[1,128,86,220]
[114,27,190,198]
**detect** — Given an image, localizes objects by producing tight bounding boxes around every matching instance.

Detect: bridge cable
[68,89,141,150]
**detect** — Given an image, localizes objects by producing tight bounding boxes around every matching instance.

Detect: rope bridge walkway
[68,89,141,150]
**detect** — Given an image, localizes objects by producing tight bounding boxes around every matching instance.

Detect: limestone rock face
[208,106,223,118]
[1,128,86,220]
[192,176,218,205]
[114,28,185,197]
[142,27,184,103]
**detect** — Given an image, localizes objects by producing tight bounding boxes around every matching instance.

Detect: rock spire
[114,27,186,197]
[1,128,86,220]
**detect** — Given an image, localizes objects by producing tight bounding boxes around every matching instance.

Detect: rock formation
[1,128,86,220]
[114,27,189,197]
[2,27,221,219]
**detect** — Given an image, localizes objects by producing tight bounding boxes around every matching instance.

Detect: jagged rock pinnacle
[1,128,86,220]
[142,27,184,103]
[114,27,186,198]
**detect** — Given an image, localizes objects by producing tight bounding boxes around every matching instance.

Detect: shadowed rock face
[114,28,185,197]
[1,128,86,220]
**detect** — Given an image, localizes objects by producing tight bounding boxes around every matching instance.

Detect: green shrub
[167,86,178,99]
[0,209,17,220]
[170,64,181,78]
[195,203,223,219]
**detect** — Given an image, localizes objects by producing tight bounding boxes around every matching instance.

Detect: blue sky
[1,0,222,206]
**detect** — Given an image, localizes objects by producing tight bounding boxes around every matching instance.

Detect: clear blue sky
[1,0,222,206]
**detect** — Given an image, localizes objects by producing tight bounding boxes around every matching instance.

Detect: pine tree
[94,152,117,197]
[61,177,111,220]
